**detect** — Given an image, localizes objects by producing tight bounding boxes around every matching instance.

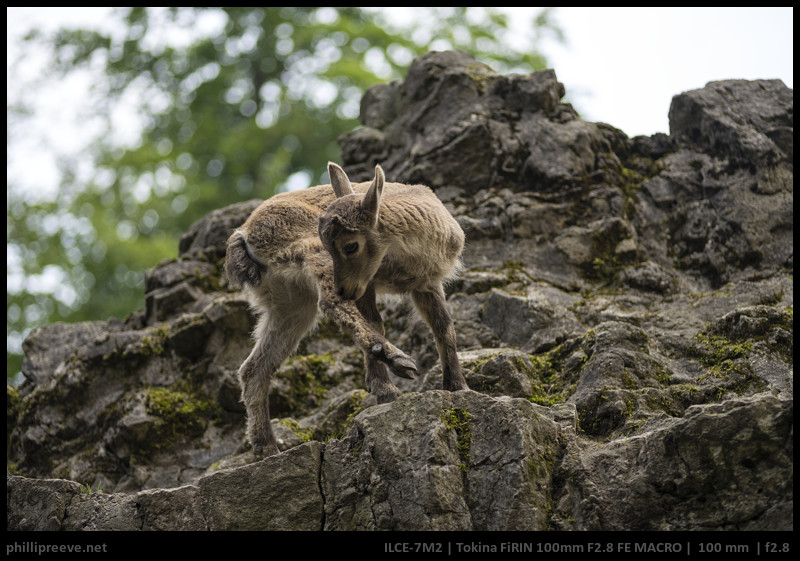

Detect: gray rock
[417,348,536,397]
[6,476,83,531]
[198,442,324,530]
[7,51,792,532]
[138,484,206,531]
[554,394,793,530]
[669,79,793,167]
[482,287,582,352]
[63,492,141,531]
[322,390,560,530]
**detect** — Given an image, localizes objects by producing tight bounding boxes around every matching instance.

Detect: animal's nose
[337,286,345,297]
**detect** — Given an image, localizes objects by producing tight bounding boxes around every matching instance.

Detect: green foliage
[7,7,562,382]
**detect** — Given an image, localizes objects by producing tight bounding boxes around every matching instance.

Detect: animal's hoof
[391,357,417,379]
[252,442,279,458]
[371,343,417,379]
[376,387,402,404]
[444,382,469,392]
[443,376,469,392]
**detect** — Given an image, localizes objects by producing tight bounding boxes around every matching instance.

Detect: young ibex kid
[319,163,469,395]
[225,178,418,457]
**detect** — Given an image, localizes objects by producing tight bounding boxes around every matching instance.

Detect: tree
[7,7,563,381]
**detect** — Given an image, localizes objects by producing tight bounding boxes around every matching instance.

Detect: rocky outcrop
[7,51,792,531]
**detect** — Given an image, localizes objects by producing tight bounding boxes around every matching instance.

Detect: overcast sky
[542,6,793,136]
[6,6,794,199]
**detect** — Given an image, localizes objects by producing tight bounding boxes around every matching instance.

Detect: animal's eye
[343,242,359,255]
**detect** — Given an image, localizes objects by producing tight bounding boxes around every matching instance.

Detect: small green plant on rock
[80,481,103,495]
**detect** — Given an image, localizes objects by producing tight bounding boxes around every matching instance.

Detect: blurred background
[6,7,793,383]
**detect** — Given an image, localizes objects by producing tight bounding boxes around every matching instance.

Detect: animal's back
[241,181,374,262]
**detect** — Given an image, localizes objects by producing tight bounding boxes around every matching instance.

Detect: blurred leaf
[7,7,563,382]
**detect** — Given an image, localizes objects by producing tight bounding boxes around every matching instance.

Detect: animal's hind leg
[356,284,401,403]
[239,297,317,456]
[411,286,468,391]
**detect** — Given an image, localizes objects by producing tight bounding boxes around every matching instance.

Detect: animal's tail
[225,229,266,289]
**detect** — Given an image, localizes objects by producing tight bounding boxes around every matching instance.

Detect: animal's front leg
[319,288,418,380]
[412,287,468,391]
[355,284,402,403]
[313,267,417,381]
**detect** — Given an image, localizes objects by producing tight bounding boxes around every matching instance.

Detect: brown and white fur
[225,174,419,457]
[318,163,469,395]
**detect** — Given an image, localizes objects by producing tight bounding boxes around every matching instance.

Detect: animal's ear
[328,162,354,198]
[362,165,384,226]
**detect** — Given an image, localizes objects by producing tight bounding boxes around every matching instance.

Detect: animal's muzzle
[337,284,360,300]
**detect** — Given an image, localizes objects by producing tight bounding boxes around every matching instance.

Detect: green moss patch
[441,407,473,471]
[142,386,220,447]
